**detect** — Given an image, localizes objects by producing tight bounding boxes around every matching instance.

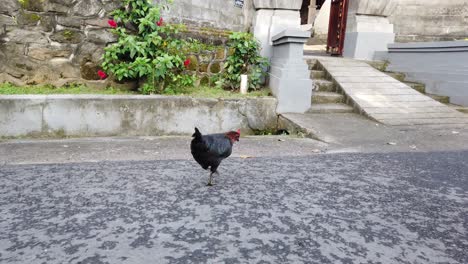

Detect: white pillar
[307,0,317,24]
[343,0,398,60]
[251,0,303,60]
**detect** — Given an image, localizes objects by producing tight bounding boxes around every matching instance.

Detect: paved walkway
[307,55,468,128]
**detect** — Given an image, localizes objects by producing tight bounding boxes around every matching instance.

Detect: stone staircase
[300,55,468,128]
[368,61,468,115]
[308,59,354,114]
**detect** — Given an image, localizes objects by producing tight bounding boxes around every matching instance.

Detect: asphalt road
[1,150,467,264]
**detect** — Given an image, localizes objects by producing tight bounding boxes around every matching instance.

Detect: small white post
[240,74,248,94]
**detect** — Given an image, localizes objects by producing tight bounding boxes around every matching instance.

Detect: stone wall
[0,0,251,88]
[389,0,468,42]
[0,0,121,87]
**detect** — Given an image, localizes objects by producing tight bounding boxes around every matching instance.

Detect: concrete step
[404,81,426,93]
[306,59,318,70]
[385,72,406,82]
[448,104,468,114]
[310,70,326,79]
[312,91,344,104]
[427,93,450,104]
[366,60,388,71]
[307,103,354,114]
[314,80,335,92]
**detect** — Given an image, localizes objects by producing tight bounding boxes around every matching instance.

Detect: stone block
[186,55,198,71]
[50,30,84,44]
[86,29,117,44]
[6,29,49,44]
[199,63,209,73]
[26,44,73,61]
[57,16,84,28]
[80,61,101,80]
[72,0,102,17]
[0,0,20,14]
[209,62,221,74]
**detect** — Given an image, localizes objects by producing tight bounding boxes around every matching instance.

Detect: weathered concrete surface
[389,0,468,42]
[0,148,467,263]
[162,0,253,31]
[280,113,468,152]
[0,95,277,137]
[307,55,468,127]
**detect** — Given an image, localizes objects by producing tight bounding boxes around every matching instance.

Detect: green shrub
[101,0,194,94]
[220,32,269,90]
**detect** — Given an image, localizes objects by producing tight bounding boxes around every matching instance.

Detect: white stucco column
[343,0,397,60]
[307,0,317,24]
[251,0,303,60]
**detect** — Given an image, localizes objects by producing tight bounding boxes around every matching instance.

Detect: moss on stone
[50,30,83,44]
[199,63,209,73]
[62,30,74,40]
[199,53,213,63]
[200,76,210,86]
[26,13,41,22]
[187,55,198,71]
[215,48,226,60]
[19,0,45,12]
[17,10,42,26]
[209,62,221,74]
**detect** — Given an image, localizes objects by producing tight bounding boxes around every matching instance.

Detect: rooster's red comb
[237,129,241,134]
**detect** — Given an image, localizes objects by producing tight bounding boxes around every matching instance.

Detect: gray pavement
[281,113,468,153]
[0,134,467,263]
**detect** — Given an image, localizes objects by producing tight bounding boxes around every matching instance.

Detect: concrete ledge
[0,95,278,138]
[380,40,468,106]
[388,41,468,52]
[271,29,310,45]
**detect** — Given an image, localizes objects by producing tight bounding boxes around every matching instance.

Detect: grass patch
[0,82,272,98]
[162,85,272,98]
[0,83,135,95]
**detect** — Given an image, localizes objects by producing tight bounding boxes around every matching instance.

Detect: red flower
[97,70,107,80]
[108,19,117,28]
[184,58,190,68]
[156,17,163,26]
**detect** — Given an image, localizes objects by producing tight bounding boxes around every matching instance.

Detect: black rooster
[190,127,240,186]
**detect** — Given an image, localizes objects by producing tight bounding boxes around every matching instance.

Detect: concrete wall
[376,41,468,106]
[0,95,278,138]
[161,0,254,32]
[313,0,468,44]
[389,0,468,42]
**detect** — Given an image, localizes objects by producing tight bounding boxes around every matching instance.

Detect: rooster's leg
[207,172,214,186]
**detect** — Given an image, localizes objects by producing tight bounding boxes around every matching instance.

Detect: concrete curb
[278,114,324,142]
[0,95,278,138]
